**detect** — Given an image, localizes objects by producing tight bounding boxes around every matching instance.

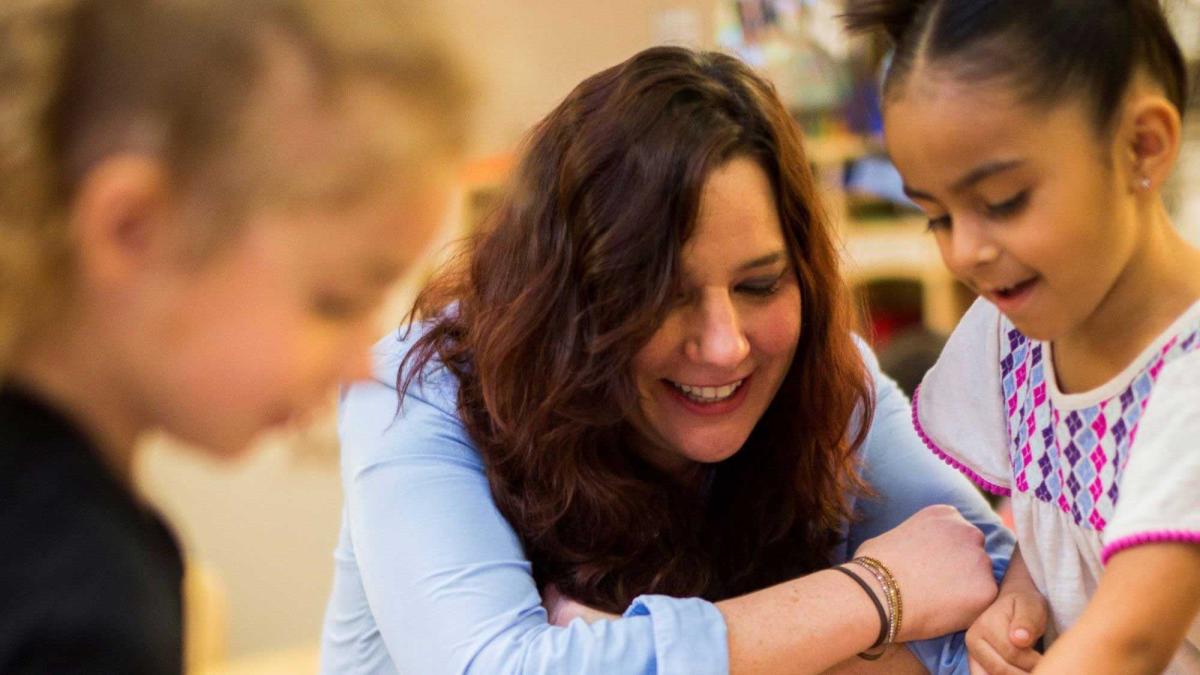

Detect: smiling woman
[321,46,1014,675]
[629,158,802,476]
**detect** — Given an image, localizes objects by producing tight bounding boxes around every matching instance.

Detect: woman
[321,46,1011,674]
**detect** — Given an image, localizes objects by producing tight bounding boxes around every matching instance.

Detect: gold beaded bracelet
[853,562,896,646]
[852,556,903,645]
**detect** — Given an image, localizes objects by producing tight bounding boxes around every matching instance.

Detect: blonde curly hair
[0,0,469,373]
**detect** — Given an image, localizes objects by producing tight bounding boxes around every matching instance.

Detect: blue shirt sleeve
[320,332,729,675]
[845,339,1015,674]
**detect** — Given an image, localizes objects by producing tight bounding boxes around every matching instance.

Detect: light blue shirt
[321,328,1014,674]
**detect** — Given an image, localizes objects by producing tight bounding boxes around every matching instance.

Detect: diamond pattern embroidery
[1000,317,1200,530]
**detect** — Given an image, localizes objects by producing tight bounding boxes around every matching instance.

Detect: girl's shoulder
[917,296,1006,399]
[913,297,1012,496]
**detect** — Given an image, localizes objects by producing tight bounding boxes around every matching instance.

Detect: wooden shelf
[840,217,971,335]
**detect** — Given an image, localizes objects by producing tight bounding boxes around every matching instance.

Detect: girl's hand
[854,505,998,643]
[966,588,1048,675]
[541,584,620,626]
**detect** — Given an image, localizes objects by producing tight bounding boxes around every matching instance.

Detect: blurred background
[131,1,1200,672]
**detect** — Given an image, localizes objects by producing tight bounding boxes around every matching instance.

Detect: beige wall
[138,0,717,660]
[445,0,714,156]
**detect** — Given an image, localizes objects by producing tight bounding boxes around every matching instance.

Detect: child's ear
[69,155,174,289]
[1122,93,1181,194]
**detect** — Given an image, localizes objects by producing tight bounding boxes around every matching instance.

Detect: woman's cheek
[748,289,802,357]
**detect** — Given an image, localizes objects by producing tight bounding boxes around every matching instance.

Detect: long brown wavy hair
[401,46,874,613]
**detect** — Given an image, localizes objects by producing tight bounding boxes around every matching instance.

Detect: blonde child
[0,0,466,671]
[846,0,1200,673]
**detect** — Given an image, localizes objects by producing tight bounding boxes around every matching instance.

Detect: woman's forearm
[719,568,887,674]
[821,645,928,674]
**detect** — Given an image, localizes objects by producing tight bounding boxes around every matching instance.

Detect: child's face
[884,75,1139,342]
[132,179,449,457]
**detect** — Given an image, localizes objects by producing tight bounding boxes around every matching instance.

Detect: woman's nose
[683,292,750,368]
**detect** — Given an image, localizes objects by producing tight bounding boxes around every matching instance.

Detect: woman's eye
[738,274,784,297]
[986,190,1029,219]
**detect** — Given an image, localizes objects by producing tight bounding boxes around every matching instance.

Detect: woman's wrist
[829,557,905,661]
[849,557,903,657]
[831,566,888,658]
[820,567,894,657]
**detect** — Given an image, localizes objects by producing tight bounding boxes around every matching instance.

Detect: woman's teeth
[670,379,745,403]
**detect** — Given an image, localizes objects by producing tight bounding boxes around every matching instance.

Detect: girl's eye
[312,293,368,320]
[926,215,952,232]
[738,273,785,297]
[986,190,1029,219]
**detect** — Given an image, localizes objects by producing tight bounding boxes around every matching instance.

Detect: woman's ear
[1121,91,1182,194]
[69,154,173,290]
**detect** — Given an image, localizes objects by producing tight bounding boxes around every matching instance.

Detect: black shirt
[0,385,183,674]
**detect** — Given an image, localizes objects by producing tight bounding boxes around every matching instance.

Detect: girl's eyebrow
[361,258,404,288]
[904,159,1027,201]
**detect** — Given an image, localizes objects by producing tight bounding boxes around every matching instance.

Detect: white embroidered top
[915,298,1200,672]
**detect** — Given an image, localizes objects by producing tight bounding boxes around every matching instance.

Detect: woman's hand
[854,504,998,643]
[965,589,1047,675]
[541,584,621,626]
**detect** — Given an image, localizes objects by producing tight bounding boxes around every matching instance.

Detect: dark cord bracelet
[831,565,887,660]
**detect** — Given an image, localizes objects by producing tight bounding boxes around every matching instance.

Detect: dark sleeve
[0,485,183,674]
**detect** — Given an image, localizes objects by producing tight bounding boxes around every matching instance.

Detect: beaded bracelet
[852,556,903,646]
[830,565,887,660]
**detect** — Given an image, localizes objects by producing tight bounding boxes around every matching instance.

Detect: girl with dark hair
[846,0,1200,672]
[322,46,1013,674]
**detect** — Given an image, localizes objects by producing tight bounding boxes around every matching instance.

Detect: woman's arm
[329,340,996,674]
[543,504,998,674]
[847,340,1017,674]
[1033,543,1200,674]
[718,500,998,674]
[331,374,720,675]
[821,646,929,675]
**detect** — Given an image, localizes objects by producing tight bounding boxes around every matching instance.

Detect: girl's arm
[964,545,1049,674]
[1035,353,1200,673]
[1033,543,1200,674]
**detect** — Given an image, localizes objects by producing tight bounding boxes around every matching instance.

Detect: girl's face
[630,157,801,476]
[884,74,1140,343]
[129,176,450,457]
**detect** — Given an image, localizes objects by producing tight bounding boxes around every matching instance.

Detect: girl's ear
[69,154,175,290]
[1121,91,1182,195]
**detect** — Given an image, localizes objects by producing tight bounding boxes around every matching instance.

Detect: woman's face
[630,156,801,476]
